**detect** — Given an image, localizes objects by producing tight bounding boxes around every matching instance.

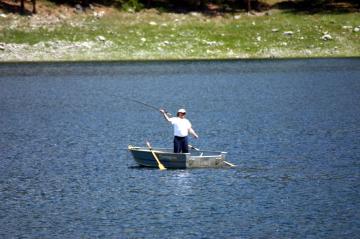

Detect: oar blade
[159,163,166,170]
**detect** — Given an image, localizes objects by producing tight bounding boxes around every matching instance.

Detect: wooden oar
[146,141,166,170]
[188,144,236,168]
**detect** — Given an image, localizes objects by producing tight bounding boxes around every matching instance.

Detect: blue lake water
[0,58,359,238]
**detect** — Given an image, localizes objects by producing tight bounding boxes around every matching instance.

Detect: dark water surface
[1,59,360,238]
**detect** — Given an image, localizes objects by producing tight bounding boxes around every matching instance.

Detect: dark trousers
[173,136,189,153]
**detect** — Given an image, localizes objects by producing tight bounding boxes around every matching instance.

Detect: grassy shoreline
[0,5,359,61]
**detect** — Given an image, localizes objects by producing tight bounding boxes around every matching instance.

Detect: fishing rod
[120,96,172,116]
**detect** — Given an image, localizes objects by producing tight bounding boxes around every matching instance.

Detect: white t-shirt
[169,117,191,137]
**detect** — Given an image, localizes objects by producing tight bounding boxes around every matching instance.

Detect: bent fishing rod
[120,96,172,116]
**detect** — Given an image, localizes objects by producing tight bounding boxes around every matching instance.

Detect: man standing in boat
[160,108,199,153]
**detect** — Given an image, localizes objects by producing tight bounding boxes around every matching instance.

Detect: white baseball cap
[177,108,186,113]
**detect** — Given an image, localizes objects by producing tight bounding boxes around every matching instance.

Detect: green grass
[0,9,359,61]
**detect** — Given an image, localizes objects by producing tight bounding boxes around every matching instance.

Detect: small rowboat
[128,145,229,169]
